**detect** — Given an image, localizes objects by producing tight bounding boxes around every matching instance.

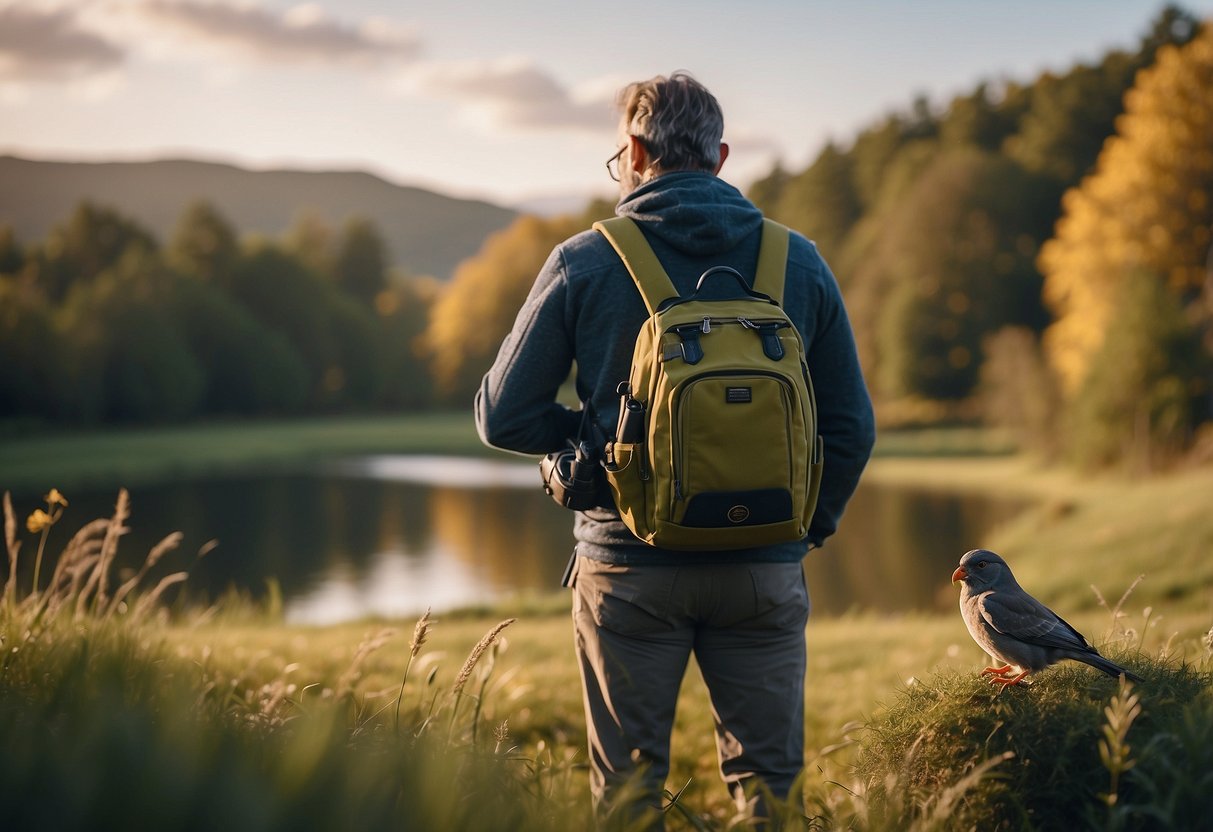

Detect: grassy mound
[852,659,1213,830]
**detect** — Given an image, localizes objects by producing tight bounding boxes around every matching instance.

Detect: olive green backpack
[593,217,823,551]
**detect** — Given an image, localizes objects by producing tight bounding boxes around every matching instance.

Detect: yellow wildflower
[27,509,53,534]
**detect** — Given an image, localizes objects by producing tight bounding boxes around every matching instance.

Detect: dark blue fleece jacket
[475,171,875,564]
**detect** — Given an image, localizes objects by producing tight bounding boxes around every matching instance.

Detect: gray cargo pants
[570,556,809,826]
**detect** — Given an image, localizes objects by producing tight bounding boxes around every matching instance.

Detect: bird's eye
[976,562,987,569]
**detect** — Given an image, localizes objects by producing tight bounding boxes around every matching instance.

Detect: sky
[1,0,1210,209]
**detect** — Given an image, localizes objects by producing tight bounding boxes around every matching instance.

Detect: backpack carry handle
[693,266,774,302]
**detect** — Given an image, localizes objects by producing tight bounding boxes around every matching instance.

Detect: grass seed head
[411,607,432,658]
[452,618,516,696]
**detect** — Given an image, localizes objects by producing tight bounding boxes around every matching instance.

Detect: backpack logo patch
[725,387,752,404]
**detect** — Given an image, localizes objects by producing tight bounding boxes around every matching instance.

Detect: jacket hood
[616,171,763,256]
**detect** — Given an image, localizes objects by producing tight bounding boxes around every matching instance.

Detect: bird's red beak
[951,566,967,585]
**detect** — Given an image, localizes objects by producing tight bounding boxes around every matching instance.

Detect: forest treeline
[1,6,1210,469]
[0,203,439,421]
[429,6,1213,470]
[749,5,1213,468]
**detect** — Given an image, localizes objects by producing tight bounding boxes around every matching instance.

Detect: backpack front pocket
[671,373,800,527]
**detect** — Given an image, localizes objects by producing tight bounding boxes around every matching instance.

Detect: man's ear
[628,134,649,175]
[714,143,729,175]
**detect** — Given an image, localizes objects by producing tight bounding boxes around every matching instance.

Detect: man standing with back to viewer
[475,73,875,827]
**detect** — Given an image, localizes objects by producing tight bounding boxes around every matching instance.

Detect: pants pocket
[745,562,810,629]
[575,560,678,636]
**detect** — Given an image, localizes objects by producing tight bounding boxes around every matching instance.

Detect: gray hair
[617,72,724,176]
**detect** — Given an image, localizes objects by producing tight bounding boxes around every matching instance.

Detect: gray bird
[952,548,1142,686]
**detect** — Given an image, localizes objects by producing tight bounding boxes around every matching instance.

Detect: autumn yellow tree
[1041,22,1213,395]
[421,210,596,403]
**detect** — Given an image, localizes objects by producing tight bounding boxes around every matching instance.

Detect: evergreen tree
[228,243,384,409]
[57,252,205,423]
[169,201,239,285]
[849,109,937,211]
[166,272,309,415]
[332,216,390,307]
[228,245,341,407]
[979,327,1062,454]
[377,276,440,410]
[1067,270,1208,469]
[33,202,158,302]
[0,279,64,421]
[0,225,23,275]
[762,143,861,261]
[283,212,335,278]
[939,81,1030,152]
[746,162,791,216]
[855,149,1055,400]
[1007,5,1198,184]
[328,291,383,406]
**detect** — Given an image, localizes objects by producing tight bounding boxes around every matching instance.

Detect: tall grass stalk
[1,487,217,633]
[1092,573,1146,643]
[3,492,19,607]
[106,531,182,618]
[449,617,516,743]
[394,607,431,734]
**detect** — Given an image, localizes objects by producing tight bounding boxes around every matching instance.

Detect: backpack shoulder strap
[592,217,679,316]
[753,219,790,302]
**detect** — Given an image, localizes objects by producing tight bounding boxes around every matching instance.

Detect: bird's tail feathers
[1080,652,1144,683]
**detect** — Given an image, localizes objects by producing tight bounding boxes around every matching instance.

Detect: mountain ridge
[0,154,519,280]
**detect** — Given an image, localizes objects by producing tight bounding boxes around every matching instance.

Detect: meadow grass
[4,437,1213,828]
[1,494,600,830]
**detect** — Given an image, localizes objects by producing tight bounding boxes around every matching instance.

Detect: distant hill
[0,155,518,280]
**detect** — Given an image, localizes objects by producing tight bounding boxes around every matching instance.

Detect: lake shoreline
[2,412,1019,494]
[6,413,1212,619]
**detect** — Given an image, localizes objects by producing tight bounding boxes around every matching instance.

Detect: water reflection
[19,456,1022,624]
[812,484,1019,614]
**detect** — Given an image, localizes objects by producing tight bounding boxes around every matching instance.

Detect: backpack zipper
[666,318,791,365]
[669,316,790,334]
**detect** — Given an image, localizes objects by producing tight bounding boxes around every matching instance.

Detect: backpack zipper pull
[672,323,705,364]
[701,317,712,334]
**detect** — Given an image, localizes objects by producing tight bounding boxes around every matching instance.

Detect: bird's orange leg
[980,664,1014,678]
[989,669,1031,687]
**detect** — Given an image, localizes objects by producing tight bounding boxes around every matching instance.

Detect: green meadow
[3,418,1212,829]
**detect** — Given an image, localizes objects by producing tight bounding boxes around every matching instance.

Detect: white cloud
[134,0,421,65]
[421,58,614,133]
[0,3,125,83]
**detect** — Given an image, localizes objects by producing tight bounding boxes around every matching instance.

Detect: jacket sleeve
[474,246,581,456]
[803,256,876,547]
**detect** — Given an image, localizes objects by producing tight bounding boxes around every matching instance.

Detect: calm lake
[25,455,1024,625]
